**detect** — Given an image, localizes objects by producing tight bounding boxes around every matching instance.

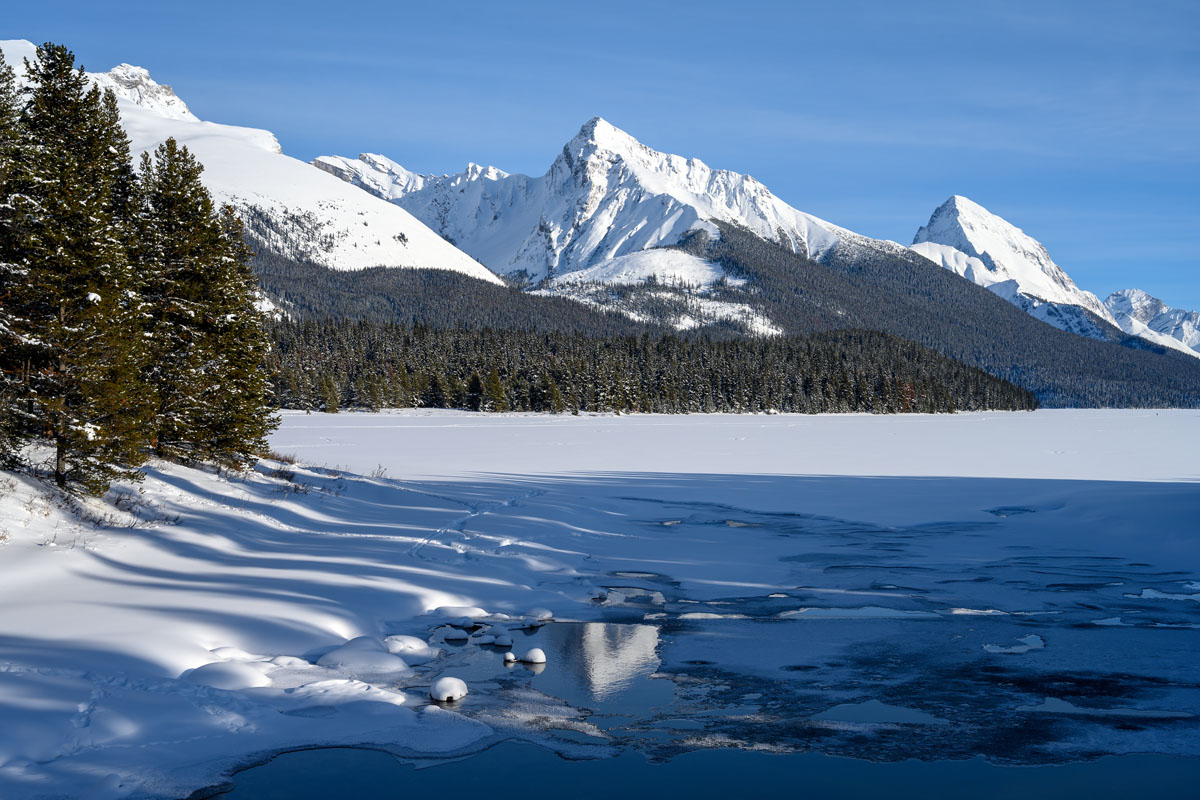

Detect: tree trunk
[55,435,66,488]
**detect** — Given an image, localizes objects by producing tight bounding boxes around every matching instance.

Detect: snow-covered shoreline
[1,410,1198,798]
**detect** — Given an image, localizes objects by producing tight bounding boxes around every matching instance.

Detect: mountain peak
[1106,288,1166,321]
[913,194,1115,326]
[568,116,643,156]
[1105,289,1200,357]
[918,195,1016,248]
[91,63,198,121]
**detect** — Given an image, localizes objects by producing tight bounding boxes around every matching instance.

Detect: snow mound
[316,637,412,674]
[184,660,273,690]
[430,676,469,702]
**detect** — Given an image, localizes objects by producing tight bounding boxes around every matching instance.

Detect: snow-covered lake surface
[2,410,1199,798]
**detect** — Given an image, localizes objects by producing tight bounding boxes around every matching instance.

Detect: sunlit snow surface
[2,410,1199,798]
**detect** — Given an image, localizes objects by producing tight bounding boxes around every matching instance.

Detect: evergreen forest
[270,321,1038,414]
[0,43,275,493]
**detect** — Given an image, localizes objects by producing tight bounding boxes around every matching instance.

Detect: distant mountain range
[315,118,1198,360]
[3,38,1199,406]
[1104,289,1200,357]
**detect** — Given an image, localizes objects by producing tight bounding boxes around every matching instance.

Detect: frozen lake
[2,410,1198,798]
[260,411,1200,779]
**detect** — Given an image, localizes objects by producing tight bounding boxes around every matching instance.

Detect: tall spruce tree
[199,206,277,464]
[135,138,275,465]
[0,50,22,461]
[0,43,150,492]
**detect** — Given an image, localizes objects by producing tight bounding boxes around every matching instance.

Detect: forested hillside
[269,321,1038,414]
[254,253,652,336]
[675,225,1200,407]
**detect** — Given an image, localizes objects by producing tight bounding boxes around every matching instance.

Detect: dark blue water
[217,741,1200,800]
[212,619,1200,799]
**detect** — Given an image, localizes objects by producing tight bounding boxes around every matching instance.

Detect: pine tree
[0,49,23,461]
[194,207,277,464]
[0,43,151,492]
[135,141,276,466]
[484,368,509,412]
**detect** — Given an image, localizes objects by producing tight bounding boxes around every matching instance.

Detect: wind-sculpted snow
[0,39,500,284]
[2,410,1199,797]
[314,117,907,285]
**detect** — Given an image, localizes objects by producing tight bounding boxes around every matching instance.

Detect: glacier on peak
[910,195,1120,340]
[0,39,499,283]
[314,116,906,286]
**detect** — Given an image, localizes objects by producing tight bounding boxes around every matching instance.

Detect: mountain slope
[314,117,907,286]
[675,222,1200,407]
[910,196,1118,339]
[0,39,500,285]
[1106,289,1200,358]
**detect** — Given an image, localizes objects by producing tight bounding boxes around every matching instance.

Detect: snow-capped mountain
[0,40,499,284]
[314,116,906,286]
[910,196,1118,339]
[1105,289,1200,358]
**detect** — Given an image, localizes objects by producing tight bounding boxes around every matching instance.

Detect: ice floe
[983,634,1045,654]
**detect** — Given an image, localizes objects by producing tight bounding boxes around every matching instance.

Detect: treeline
[269,320,1038,414]
[0,43,274,493]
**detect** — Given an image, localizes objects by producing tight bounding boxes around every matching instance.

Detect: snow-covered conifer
[135,139,275,465]
[0,43,150,491]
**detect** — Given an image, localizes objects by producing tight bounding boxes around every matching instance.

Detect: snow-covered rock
[910,196,1118,339]
[314,117,906,286]
[429,676,468,702]
[520,648,547,664]
[0,39,499,284]
[1105,289,1200,358]
[384,634,441,664]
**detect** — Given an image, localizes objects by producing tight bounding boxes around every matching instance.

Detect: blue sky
[6,0,1199,308]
